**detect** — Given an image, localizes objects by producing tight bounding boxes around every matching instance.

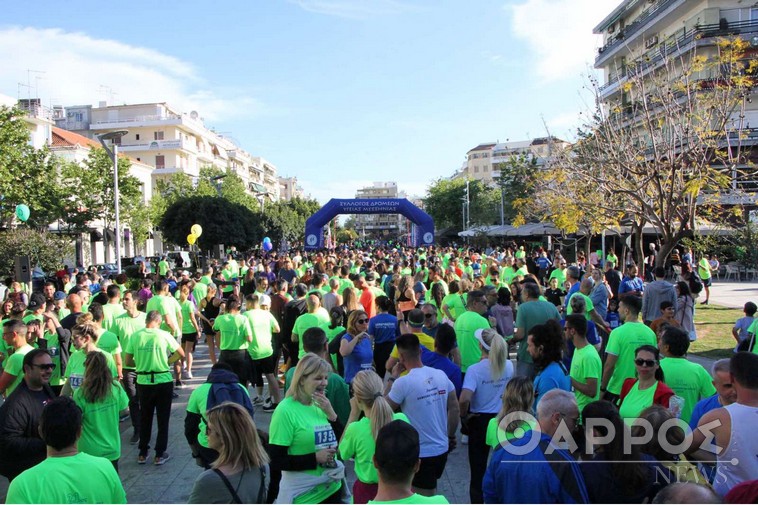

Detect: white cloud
[508,0,604,81]
[0,92,15,106]
[289,0,411,19]
[0,27,262,121]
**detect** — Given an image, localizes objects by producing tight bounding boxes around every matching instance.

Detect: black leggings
[468,412,497,504]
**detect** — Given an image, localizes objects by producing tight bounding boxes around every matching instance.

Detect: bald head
[67,293,83,311]
[580,278,594,295]
[652,483,720,504]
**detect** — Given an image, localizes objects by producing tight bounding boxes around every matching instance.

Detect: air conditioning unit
[645,35,659,48]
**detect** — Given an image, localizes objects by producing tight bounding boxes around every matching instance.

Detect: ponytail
[488,333,508,381]
[370,395,394,440]
[352,370,394,439]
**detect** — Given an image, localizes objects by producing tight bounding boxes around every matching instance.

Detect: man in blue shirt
[618,265,644,298]
[689,358,736,429]
[420,323,462,396]
[368,296,399,379]
[483,389,588,504]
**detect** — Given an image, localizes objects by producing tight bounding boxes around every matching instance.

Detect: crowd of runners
[0,243,756,504]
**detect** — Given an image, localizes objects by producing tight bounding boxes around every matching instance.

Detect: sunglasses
[32,363,56,370]
[635,359,656,367]
[357,319,368,324]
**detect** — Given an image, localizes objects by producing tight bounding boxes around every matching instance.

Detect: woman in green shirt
[340,370,408,504]
[617,346,675,424]
[486,376,535,449]
[73,351,129,471]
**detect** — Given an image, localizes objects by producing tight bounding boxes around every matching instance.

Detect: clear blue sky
[0,0,613,202]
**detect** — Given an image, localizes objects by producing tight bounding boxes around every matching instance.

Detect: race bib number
[314,424,337,449]
[69,374,83,390]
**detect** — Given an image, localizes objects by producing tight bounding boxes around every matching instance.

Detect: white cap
[474,328,491,351]
[259,294,271,307]
[182,270,190,276]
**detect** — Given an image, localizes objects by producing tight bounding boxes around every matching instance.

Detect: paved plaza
[0,280,755,503]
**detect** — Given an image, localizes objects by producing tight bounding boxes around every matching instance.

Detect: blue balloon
[263,241,273,252]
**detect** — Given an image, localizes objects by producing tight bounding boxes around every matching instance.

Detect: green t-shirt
[213,313,252,351]
[101,303,125,331]
[158,260,169,276]
[453,311,490,372]
[112,312,147,371]
[146,294,181,337]
[369,494,449,504]
[269,397,341,504]
[22,313,43,325]
[200,275,213,286]
[44,331,65,386]
[339,413,409,484]
[6,452,126,504]
[659,357,716,423]
[292,312,330,358]
[73,382,129,461]
[221,268,236,293]
[485,417,534,448]
[124,327,179,385]
[66,348,117,392]
[570,344,602,416]
[244,308,277,359]
[605,322,658,395]
[284,369,351,425]
[180,299,198,334]
[441,293,466,321]
[698,258,712,280]
[326,326,345,370]
[97,330,122,357]
[186,382,250,448]
[548,268,567,287]
[565,292,595,320]
[193,282,208,305]
[514,300,561,364]
[619,381,657,424]
[3,344,34,396]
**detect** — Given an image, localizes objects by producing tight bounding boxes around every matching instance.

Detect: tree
[0,106,66,229]
[159,196,263,251]
[494,153,538,224]
[534,37,758,267]
[423,177,499,229]
[61,148,143,258]
[0,229,73,276]
[258,197,321,246]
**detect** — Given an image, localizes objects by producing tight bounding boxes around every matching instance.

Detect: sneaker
[252,396,264,406]
[186,371,193,380]
[130,431,140,445]
[154,453,171,466]
[119,413,130,423]
[172,391,179,399]
[175,381,185,389]
[262,401,278,413]
[461,435,469,445]
[181,371,190,380]
[137,454,147,465]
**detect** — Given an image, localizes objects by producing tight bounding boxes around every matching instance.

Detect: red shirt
[360,287,376,319]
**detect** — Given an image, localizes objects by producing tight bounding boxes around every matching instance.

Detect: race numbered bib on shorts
[69,374,83,390]
[314,424,337,449]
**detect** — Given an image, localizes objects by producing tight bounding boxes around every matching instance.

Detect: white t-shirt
[462,358,514,414]
[388,366,455,458]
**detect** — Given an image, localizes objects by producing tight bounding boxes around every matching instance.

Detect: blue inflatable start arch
[304,198,435,250]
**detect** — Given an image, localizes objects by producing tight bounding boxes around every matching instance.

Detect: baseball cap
[259,294,271,307]
[407,309,425,327]
[54,291,66,301]
[27,294,46,311]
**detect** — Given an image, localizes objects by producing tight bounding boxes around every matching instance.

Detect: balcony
[599,18,758,97]
[90,112,206,133]
[596,0,687,66]
[118,138,195,153]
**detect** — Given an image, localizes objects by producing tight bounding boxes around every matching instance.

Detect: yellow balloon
[191,224,203,237]
[187,234,197,245]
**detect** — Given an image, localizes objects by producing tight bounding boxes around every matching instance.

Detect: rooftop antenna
[27,69,45,100]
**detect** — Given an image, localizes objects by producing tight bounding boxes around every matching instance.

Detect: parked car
[90,263,119,278]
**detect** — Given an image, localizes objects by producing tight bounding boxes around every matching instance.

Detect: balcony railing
[596,0,684,61]
[118,139,194,152]
[599,18,758,93]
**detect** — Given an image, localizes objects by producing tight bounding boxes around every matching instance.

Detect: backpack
[205,382,255,419]
[689,272,703,294]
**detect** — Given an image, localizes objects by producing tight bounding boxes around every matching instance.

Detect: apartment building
[279,176,304,201]
[456,137,570,184]
[354,182,406,240]
[593,0,758,197]
[55,102,280,201]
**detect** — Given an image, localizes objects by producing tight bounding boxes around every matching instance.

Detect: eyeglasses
[32,363,56,370]
[635,359,656,367]
[357,319,368,324]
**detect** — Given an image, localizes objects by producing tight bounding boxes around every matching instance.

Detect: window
[155,155,165,169]
[135,134,140,140]
[154,131,164,141]
[474,166,479,173]
[484,165,488,171]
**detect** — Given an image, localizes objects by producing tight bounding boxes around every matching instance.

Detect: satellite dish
[190,111,199,119]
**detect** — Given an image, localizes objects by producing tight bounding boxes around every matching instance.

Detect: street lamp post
[97,130,129,274]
